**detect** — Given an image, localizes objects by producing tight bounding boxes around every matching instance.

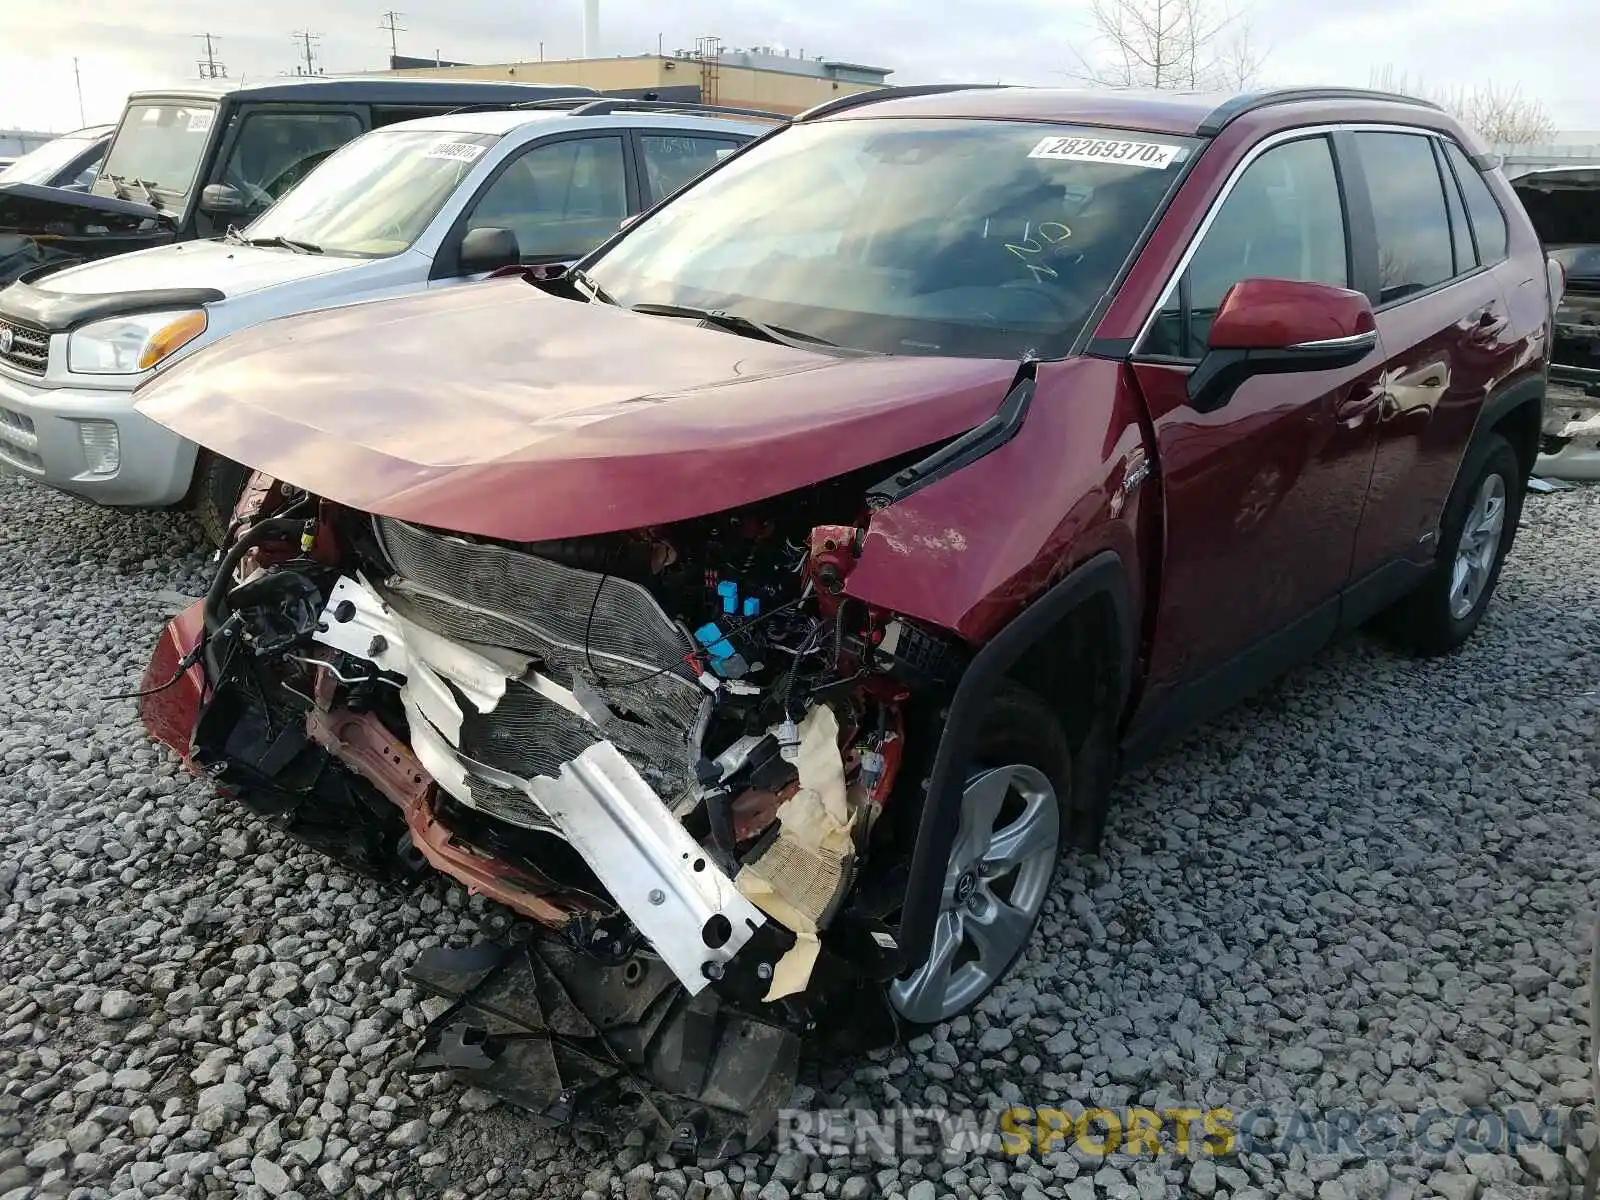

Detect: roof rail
[512,96,787,121]
[1198,87,1445,135]
[794,83,1008,123]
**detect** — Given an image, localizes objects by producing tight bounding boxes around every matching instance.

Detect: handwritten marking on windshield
[1005,221,1072,283]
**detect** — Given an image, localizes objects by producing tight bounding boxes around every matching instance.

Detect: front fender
[891,550,1135,978]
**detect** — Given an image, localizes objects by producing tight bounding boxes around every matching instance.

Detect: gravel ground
[0,470,1597,1200]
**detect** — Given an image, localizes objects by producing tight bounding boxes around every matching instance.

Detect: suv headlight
[68,310,207,375]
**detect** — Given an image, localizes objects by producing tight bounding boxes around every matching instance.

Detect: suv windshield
[95,102,217,204]
[0,132,102,187]
[588,118,1198,358]
[245,128,502,258]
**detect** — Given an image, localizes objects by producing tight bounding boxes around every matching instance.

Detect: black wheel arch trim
[893,549,1135,976]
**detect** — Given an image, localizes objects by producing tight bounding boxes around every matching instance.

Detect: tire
[191,452,253,548]
[886,682,1072,1025]
[1381,432,1523,657]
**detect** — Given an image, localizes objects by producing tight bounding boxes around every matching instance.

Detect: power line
[290,29,323,76]
[379,11,407,60]
[195,33,227,79]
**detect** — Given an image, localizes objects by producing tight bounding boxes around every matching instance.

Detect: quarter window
[1144,135,1348,357]
[1444,140,1509,263]
[464,135,626,261]
[1353,131,1456,303]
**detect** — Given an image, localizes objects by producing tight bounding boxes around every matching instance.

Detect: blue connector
[742,596,760,618]
[716,580,739,615]
[695,622,736,662]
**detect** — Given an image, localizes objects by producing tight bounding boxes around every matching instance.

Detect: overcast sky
[4,0,1595,135]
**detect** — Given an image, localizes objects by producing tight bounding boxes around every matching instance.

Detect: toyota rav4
[130,84,1554,1157]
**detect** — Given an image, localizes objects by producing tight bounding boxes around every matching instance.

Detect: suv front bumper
[0,368,198,506]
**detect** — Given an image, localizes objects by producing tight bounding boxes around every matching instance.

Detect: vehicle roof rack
[511,97,787,121]
[794,83,1008,122]
[1197,87,1445,135]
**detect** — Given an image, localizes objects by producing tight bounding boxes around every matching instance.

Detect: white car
[0,99,772,539]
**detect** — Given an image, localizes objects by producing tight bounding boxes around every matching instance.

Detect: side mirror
[458,226,521,275]
[1187,278,1378,414]
[199,183,246,215]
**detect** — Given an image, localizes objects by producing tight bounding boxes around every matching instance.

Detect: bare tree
[1369,65,1557,144]
[1068,0,1266,91]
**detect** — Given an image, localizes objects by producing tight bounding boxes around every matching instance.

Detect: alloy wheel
[1448,472,1507,621]
[888,764,1060,1024]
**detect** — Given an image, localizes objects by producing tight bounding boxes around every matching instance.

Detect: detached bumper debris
[408,936,800,1158]
[141,477,936,1148]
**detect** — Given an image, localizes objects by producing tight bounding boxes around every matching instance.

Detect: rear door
[1129,132,1385,703]
[1343,130,1519,578]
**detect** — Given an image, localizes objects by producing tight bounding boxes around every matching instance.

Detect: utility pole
[379,11,406,60]
[194,33,227,79]
[291,29,322,76]
[73,58,86,126]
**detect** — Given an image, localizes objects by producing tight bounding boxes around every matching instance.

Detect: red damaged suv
[133,86,1553,1155]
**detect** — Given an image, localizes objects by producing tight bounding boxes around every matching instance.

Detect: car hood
[40,238,365,299]
[1514,167,1600,258]
[0,179,163,228]
[136,278,1021,542]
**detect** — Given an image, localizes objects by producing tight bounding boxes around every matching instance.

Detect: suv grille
[0,319,49,376]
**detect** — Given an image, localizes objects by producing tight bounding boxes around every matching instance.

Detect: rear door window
[639,134,741,203]
[1443,141,1509,264]
[462,135,627,261]
[1353,131,1456,303]
[1436,140,1476,274]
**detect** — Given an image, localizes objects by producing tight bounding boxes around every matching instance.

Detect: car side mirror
[458,226,521,275]
[199,183,247,216]
[1187,278,1379,414]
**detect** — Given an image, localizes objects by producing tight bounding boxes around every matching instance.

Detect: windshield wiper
[100,172,133,201]
[244,235,324,255]
[629,303,853,353]
[568,267,618,306]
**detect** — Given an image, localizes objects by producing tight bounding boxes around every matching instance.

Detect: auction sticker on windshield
[188,110,214,134]
[425,141,487,163]
[1028,136,1185,169]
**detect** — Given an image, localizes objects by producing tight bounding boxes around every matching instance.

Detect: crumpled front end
[142,469,956,1155]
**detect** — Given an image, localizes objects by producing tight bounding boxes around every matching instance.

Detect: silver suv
[0,99,775,539]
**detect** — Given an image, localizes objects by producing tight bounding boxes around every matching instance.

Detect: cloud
[1,0,1593,134]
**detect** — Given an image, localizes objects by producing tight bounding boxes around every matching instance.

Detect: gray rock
[319,1161,355,1195]
[907,1184,937,1200]
[1189,1161,1216,1197]
[98,990,140,1020]
[24,1139,69,1169]
[978,1028,1014,1054]
[253,1154,293,1196]
[1279,1046,1325,1072]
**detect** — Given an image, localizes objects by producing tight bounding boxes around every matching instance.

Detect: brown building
[383,43,894,117]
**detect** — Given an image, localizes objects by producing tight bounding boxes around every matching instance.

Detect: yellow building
[384,43,894,117]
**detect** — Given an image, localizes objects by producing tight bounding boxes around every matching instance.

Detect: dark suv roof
[803,84,1447,138]
[127,77,599,107]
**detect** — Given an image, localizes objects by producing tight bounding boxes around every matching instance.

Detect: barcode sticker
[1028,136,1185,169]
[425,141,486,162]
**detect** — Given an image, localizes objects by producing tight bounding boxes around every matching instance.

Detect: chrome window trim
[1132,121,1458,354]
